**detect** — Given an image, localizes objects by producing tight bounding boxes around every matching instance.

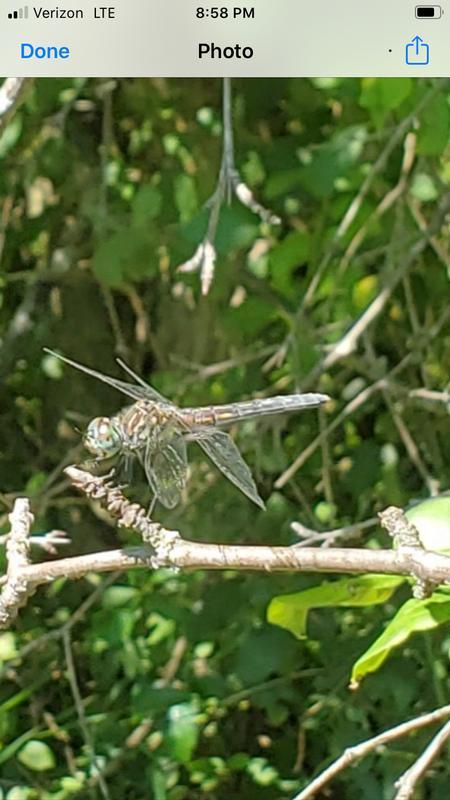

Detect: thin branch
[290,704,450,800]
[63,629,111,800]
[0,78,32,131]
[382,389,440,497]
[394,718,450,800]
[275,302,450,489]
[336,131,417,275]
[277,189,450,396]
[267,80,450,372]
[0,572,120,680]
[275,357,410,490]
[2,471,450,631]
[409,388,450,407]
[292,517,378,548]
[0,529,70,555]
[408,196,450,277]
[317,190,450,373]
[177,78,280,294]
[301,80,449,309]
[0,499,34,627]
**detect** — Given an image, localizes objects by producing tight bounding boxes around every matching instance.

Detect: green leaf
[233,626,298,683]
[24,471,48,496]
[223,297,275,337]
[406,497,450,552]
[359,78,413,127]
[92,227,157,286]
[146,612,176,645]
[92,608,138,646]
[269,231,310,298]
[265,168,305,199]
[166,702,200,763]
[416,94,450,155]
[343,441,381,497]
[101,586,138,608]
[5,789,34,800]
[352,274,379,312]
[0,632,17,662]
[215,205,259,252]
[299,127,366,199]
[0,116,23,159]
[132,184,162,226]
[132,685,190,715]
[410,172,439,202]
[17,740,56,772]
[351,592,450,686]
[92,231,130,286]
[174,174,198,222]
[246,757,278,787]
[267,575,403,639]
[267,127,366,200]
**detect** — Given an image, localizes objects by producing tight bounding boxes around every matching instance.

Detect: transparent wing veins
[192,427,265,509]
[143,436,188,510]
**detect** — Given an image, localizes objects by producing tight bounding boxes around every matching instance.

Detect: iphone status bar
[0,0,449,76]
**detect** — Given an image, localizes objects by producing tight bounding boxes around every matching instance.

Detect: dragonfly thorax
[84,416,123,458]
[113,400,179,454]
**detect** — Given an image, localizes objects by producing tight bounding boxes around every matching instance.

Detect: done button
[20,43,70,59]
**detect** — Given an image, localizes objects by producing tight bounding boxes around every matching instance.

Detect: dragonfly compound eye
[83,417,122,457]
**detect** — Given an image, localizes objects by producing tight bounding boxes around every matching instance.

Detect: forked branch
[2,467,450,631]
[177,78,280,294]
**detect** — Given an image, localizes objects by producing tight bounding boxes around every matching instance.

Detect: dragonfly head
[83,416,122,458]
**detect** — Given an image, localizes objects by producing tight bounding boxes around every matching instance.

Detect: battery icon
[415,5,443,17]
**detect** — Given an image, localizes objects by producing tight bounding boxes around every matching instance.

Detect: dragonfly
[44,349,330,510]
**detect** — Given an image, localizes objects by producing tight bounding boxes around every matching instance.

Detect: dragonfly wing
[193,428,265,509]
[144,436,188,509]
[44,349,169,404]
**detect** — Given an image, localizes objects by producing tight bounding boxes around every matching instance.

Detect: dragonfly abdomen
[181,393,329,427]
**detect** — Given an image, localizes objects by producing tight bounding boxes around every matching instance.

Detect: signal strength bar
[8,6,29,19]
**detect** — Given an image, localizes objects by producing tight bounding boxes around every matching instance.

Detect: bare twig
[409,388,450,407]
[63,629,111,800]
[0,499,34,627]
[290,189,450,396]
[379,505,438,598]
[290,704,450,800]
[275,303,450,489]
[0,529,70,555]
[2,473,450,631]
[159,635,188,686]
[275,362,403,490]
[394,718,450,800]
[0,78,32,131]
[408,196,450,277]
[177,78,280,294]
[302,80,448,309]
[382,390,440,497]
[292,517,378,548]
[337,131,417,275]
[317,190,450,374]
[267,80,450,372]
[0,572,120,680]
[65,466,181,556]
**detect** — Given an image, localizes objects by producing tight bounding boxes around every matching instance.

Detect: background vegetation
[0,77,449,799]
